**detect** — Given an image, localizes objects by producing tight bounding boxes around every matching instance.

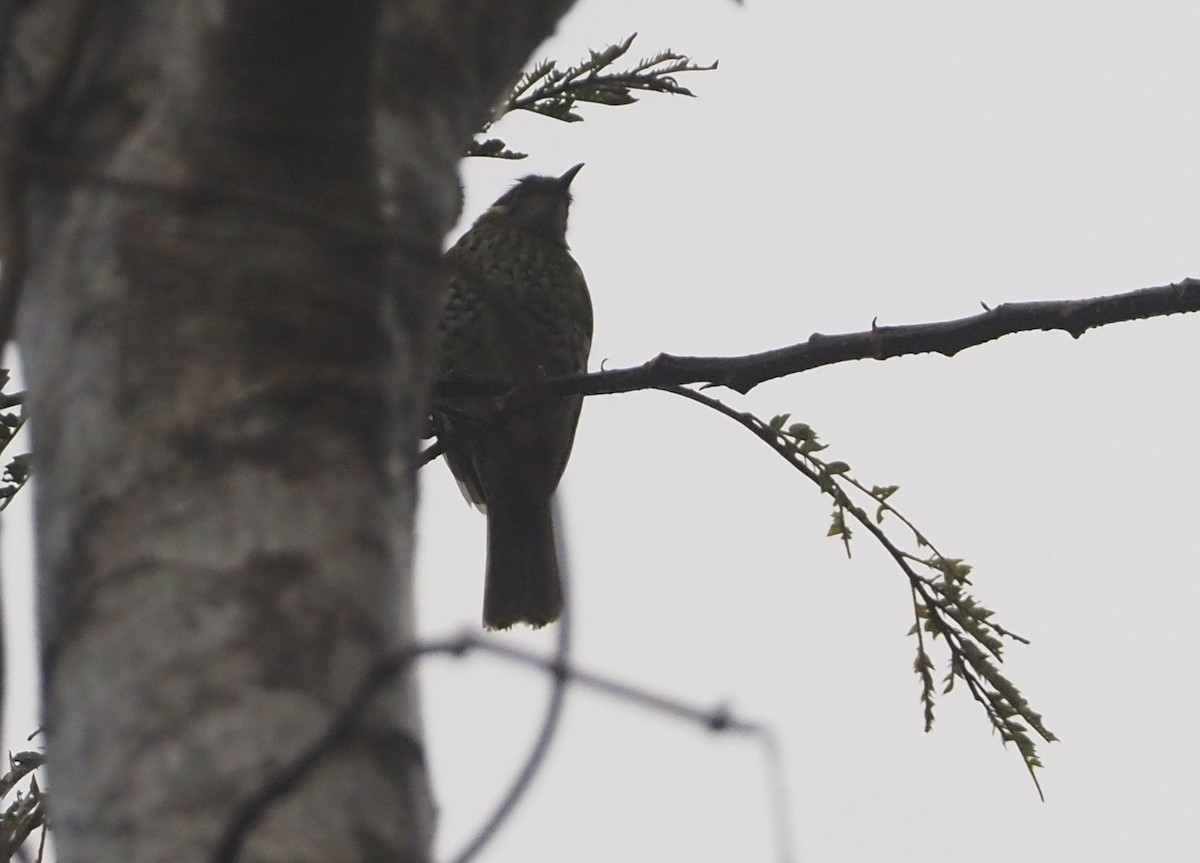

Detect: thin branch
[525,278,1200,398]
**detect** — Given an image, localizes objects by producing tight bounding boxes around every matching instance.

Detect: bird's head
[485,163,583,245]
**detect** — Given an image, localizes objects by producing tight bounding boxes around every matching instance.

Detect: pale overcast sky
[8,2,1200,862]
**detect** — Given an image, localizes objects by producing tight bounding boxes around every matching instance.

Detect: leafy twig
[0,376,27,511]
[658,384,1057,797]
[468,33,716,159]
[1,751,46,862]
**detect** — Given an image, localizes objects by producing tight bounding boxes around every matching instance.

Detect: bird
[434,164,593,629]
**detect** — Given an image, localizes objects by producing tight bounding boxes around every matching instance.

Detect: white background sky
[6,1,1200,862]
[418,1,1200,861]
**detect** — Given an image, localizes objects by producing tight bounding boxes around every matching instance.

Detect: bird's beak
[558,163,585,189]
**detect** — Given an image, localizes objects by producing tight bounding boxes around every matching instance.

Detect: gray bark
[3,1,574,860]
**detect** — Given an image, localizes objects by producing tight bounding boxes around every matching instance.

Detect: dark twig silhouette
[533,278,1200,398]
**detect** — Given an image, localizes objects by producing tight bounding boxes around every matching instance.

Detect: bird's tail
[482,491,563,629]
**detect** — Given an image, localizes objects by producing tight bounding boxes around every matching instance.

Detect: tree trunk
[4,1,574,859]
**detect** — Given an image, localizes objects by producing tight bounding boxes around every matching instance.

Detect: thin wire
[458,636,798,863]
